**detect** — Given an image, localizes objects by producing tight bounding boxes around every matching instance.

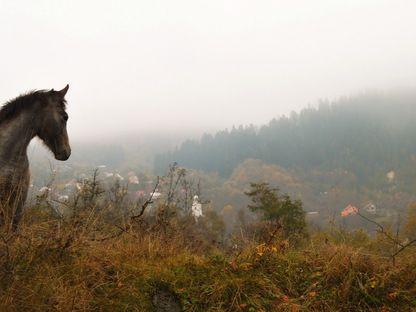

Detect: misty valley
[30,92,416,233]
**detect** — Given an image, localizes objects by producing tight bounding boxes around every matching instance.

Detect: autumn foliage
[0,171,415,311]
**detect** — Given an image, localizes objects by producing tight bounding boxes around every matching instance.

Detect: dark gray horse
[0,85,71,230]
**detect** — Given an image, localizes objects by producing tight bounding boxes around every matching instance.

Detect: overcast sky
[1,0,415,139]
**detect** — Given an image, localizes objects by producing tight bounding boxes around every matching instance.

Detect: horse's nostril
[55,150,71,161]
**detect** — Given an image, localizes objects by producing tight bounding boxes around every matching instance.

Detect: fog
[1,0,416,140]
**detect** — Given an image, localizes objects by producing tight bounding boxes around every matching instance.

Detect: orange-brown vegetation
[0,173,415,311]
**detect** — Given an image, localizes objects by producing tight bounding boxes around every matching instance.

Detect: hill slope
[155,91,416,192]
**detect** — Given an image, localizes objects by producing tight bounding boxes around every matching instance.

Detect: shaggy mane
[0,90,66,125]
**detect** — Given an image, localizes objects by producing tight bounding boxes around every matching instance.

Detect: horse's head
[37,85,71,161]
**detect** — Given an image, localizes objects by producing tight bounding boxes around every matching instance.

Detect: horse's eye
[62,112,68,121]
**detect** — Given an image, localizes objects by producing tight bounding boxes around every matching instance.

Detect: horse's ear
[57,84,69,98]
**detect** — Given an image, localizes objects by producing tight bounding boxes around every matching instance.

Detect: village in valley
[28,152,414,238]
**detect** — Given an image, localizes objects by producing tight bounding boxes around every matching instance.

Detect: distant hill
[155,91,416,191]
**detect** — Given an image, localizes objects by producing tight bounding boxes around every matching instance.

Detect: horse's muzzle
[55,149,71,161]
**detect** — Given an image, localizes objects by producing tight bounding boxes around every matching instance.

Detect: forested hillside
[155,91,416,191]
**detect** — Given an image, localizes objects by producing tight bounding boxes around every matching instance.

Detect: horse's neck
[0,111,36,167]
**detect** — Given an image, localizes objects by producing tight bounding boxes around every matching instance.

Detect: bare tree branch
[131,176,160,220]
[357,212,404,248]
[391,238,416,258]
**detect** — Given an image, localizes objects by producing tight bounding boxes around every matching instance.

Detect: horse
[0,85,71,230]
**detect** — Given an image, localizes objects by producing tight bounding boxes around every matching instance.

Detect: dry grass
[0,170,415,311]
[0,206,415,312]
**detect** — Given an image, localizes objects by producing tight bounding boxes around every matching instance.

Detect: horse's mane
[0,90,49,125]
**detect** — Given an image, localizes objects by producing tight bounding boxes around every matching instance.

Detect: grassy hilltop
[1,170,415,311]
